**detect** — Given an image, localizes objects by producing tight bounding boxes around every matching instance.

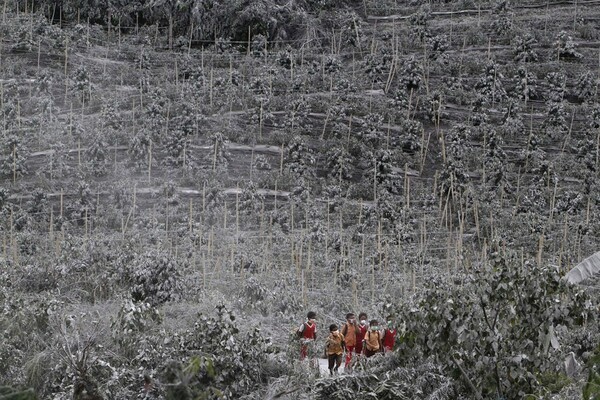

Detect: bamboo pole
[537,234,544,266]
[148,139,152,183]
[12,144,16,185]
[559,214,569,273]
[302,270,307,307]
[279,143,284,176]
[235,184,239,240]
[209,68,213,107]
[189,198,193,233]
[64,38,68,101]
[202,251,207,291]
[307,240,312,289]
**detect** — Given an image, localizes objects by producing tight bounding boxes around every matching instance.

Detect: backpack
[365,330,380,351]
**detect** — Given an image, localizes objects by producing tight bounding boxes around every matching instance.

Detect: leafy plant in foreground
[165,304,274,399]
[395,248,594,399]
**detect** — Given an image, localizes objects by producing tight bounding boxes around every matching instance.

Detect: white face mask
[360,320,367,325]
[348,318,355,324]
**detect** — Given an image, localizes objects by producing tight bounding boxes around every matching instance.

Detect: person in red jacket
[355,312,368,355]
[297,311,317,360]
[382,315,397,352]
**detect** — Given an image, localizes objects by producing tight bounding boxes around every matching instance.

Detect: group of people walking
[296,311,397,375]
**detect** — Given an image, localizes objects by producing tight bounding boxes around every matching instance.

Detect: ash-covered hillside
[1,1,600,399]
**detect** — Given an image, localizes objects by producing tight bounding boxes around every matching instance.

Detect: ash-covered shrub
[315,357,454,399]
[394,247,595,399]
[163,304,275,399]
[131,249,181,306]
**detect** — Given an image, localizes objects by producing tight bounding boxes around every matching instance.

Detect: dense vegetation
[1,0,600,398]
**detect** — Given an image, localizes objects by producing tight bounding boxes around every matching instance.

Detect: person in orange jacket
[363,319,383,358]
[325,324,345,375]
[341,313,359,370]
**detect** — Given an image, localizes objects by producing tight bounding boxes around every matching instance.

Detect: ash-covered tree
[481,124,510,198]
[85,129,110,176]
[574,71,597,103]
[438,124,472,202]
[282,97,311,136]
[476,59,506,105]
[285,135,315,179]
[555,30,583,61]
[144,87,168,143]
[490,0,514,38]
[513,32,539,63]
[545,72,566,103]
[356,113,386,149]
[239,180,265,217]
[426,34,449,63]
[207,131,229,172]
[0,133,29,181]
[128,128,152,170]
[99,100,122,142]
[326,146,354,182]
[574,134,598,195]
[498,99,525,139]
[363,53,388,85]
[71,65,93,104]
[394,118,423,155]
[425,90,445,124]
[338,10,363,49]
[67,180,96,225]
[250,33,267,57]
[365,148,400,195]
[512,66,538,103]
[47,142,73,180]
[163,130,189,167]
[542,72,568,140]
[400,56,423,93]
[519,128,547,176]
[409,6,430,44]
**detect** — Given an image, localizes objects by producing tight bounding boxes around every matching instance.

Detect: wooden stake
[535,233,545,266]
[189,198,193,233]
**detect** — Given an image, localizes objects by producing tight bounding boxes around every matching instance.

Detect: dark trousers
[365,348,380,357]
[328,354,342,372]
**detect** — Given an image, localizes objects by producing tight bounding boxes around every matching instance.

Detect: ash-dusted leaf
[565,251,600,284]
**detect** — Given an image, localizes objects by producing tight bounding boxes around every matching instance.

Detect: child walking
[382,315,397,353]
[363,319,383,358]
[297,311,317,360]
[341,313,359,370]
[325,324,345,375]
[355,312,368,355]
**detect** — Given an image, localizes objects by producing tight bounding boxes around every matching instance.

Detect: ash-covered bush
[394,247,595,399]
[163,304,275,399]
[131,249,181,306]
[315,359,455,399]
